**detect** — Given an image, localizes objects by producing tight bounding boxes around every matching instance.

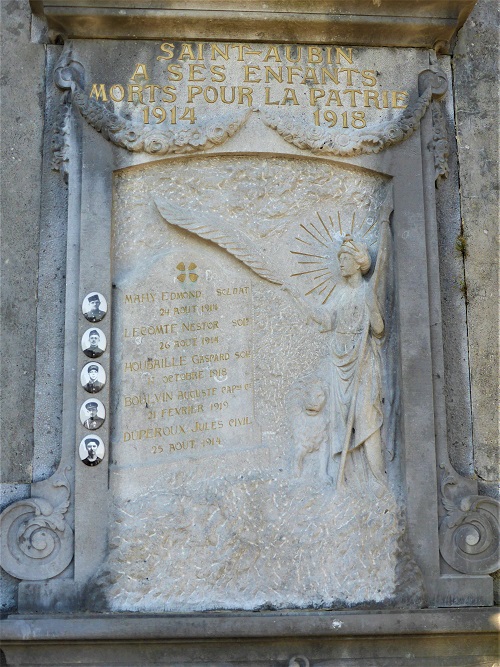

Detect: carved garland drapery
[52,52,450,173]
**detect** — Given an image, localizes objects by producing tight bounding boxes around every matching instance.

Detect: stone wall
[0,0,497,613]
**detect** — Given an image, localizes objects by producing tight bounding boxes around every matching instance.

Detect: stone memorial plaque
[1,13,498,624]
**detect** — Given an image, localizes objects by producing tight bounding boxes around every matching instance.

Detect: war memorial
[0,1,498,664]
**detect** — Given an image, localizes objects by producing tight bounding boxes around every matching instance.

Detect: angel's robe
[329,280,384,457]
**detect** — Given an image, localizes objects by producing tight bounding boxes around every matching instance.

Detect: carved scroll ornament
[53,50,448,161]
[439,465,500,575]
[0,467,73,580]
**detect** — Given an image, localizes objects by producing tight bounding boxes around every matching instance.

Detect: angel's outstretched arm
[281,282,332,331]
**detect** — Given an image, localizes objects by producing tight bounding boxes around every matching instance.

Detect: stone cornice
[31,1,477,53]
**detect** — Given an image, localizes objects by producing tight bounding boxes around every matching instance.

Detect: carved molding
[0,467,73,580]
[438,464,500,575]
[430,100,449,184]
[51,90,71,180]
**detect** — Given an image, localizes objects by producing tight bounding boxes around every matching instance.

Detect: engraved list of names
[113,266,258,466]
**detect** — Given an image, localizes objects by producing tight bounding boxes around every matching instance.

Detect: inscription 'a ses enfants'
[89,42,409,131]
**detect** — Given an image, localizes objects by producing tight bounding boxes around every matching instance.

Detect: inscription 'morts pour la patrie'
[89,42,409,132]
[118,277,257,462]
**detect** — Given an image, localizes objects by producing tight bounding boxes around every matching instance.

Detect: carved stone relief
[82,154,428,611]
[0,468,73,580]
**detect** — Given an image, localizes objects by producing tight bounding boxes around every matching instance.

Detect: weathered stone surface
[31,0,477,51]
[1,608,498,666]
[0,0,45,483]
[454,0,499,489]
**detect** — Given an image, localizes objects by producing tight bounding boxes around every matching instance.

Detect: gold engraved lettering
[215,287,250,296]
[125,293,156,304]
[161,85,177,103]
[109,84,125,102]
[325,90,344,106]
[339,68,360,86]
[363,90,381,109]
[343,89,362,107]
[157,42,175,61]
[220,86,236,104]
[265,87,279,105]
[130,63,149,81]
[177,388,217,400]
[181,320,219,332]
[89,83,107,101]
[127,84,143,103]
[143,84,161,103]
[191,420,223,433]
[228,416,252,427]
[211,43,230,60]
[124,323,178,337]
[191,353,229,364]
[187,85,203,103]
[210,65,226,82]
[204,86,218,103]
[392,91,409,109]
[307,46,323,63]
[263,45,282,62]
[336,47,353,64]
[264,66,283,83]
[237,86,253,106]
[244,65,262,83]
[321,68,340,85]
[301,67,319,84]
[167,63,183,81]
[285,45,302,63]
[310,89,325,106]
[162,370,205,383]
[283,88,299,105]
[125,357,186,372]
[286,66,303,84]
[169,440,196,452]
[361,69,377,86]
[179,43,196,60]
[124,392,173,407]
[161,290,202,300]
[188,63,206,82]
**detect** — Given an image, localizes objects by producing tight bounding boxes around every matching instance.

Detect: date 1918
[313,109,366,128]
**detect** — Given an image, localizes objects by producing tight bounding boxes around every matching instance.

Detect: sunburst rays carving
[290,210,379,305]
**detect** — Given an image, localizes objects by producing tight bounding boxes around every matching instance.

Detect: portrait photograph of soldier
[82,292,107,323]
[79,436,105,467]
[81,363,106,393]
[82,328,106,358]
[80,399,105,430]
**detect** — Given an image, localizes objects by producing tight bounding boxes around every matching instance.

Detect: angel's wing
[155,199,284,285]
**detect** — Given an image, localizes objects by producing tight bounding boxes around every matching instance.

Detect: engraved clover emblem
[176,262,198,283]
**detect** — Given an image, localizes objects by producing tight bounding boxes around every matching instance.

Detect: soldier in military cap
[84,293,106,322]
[83,364,104,393]
[81,437,103,467]
[83,329,105,358]
[82,401,105,430]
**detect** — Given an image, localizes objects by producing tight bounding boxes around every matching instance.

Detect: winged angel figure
[155,191,393,489]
